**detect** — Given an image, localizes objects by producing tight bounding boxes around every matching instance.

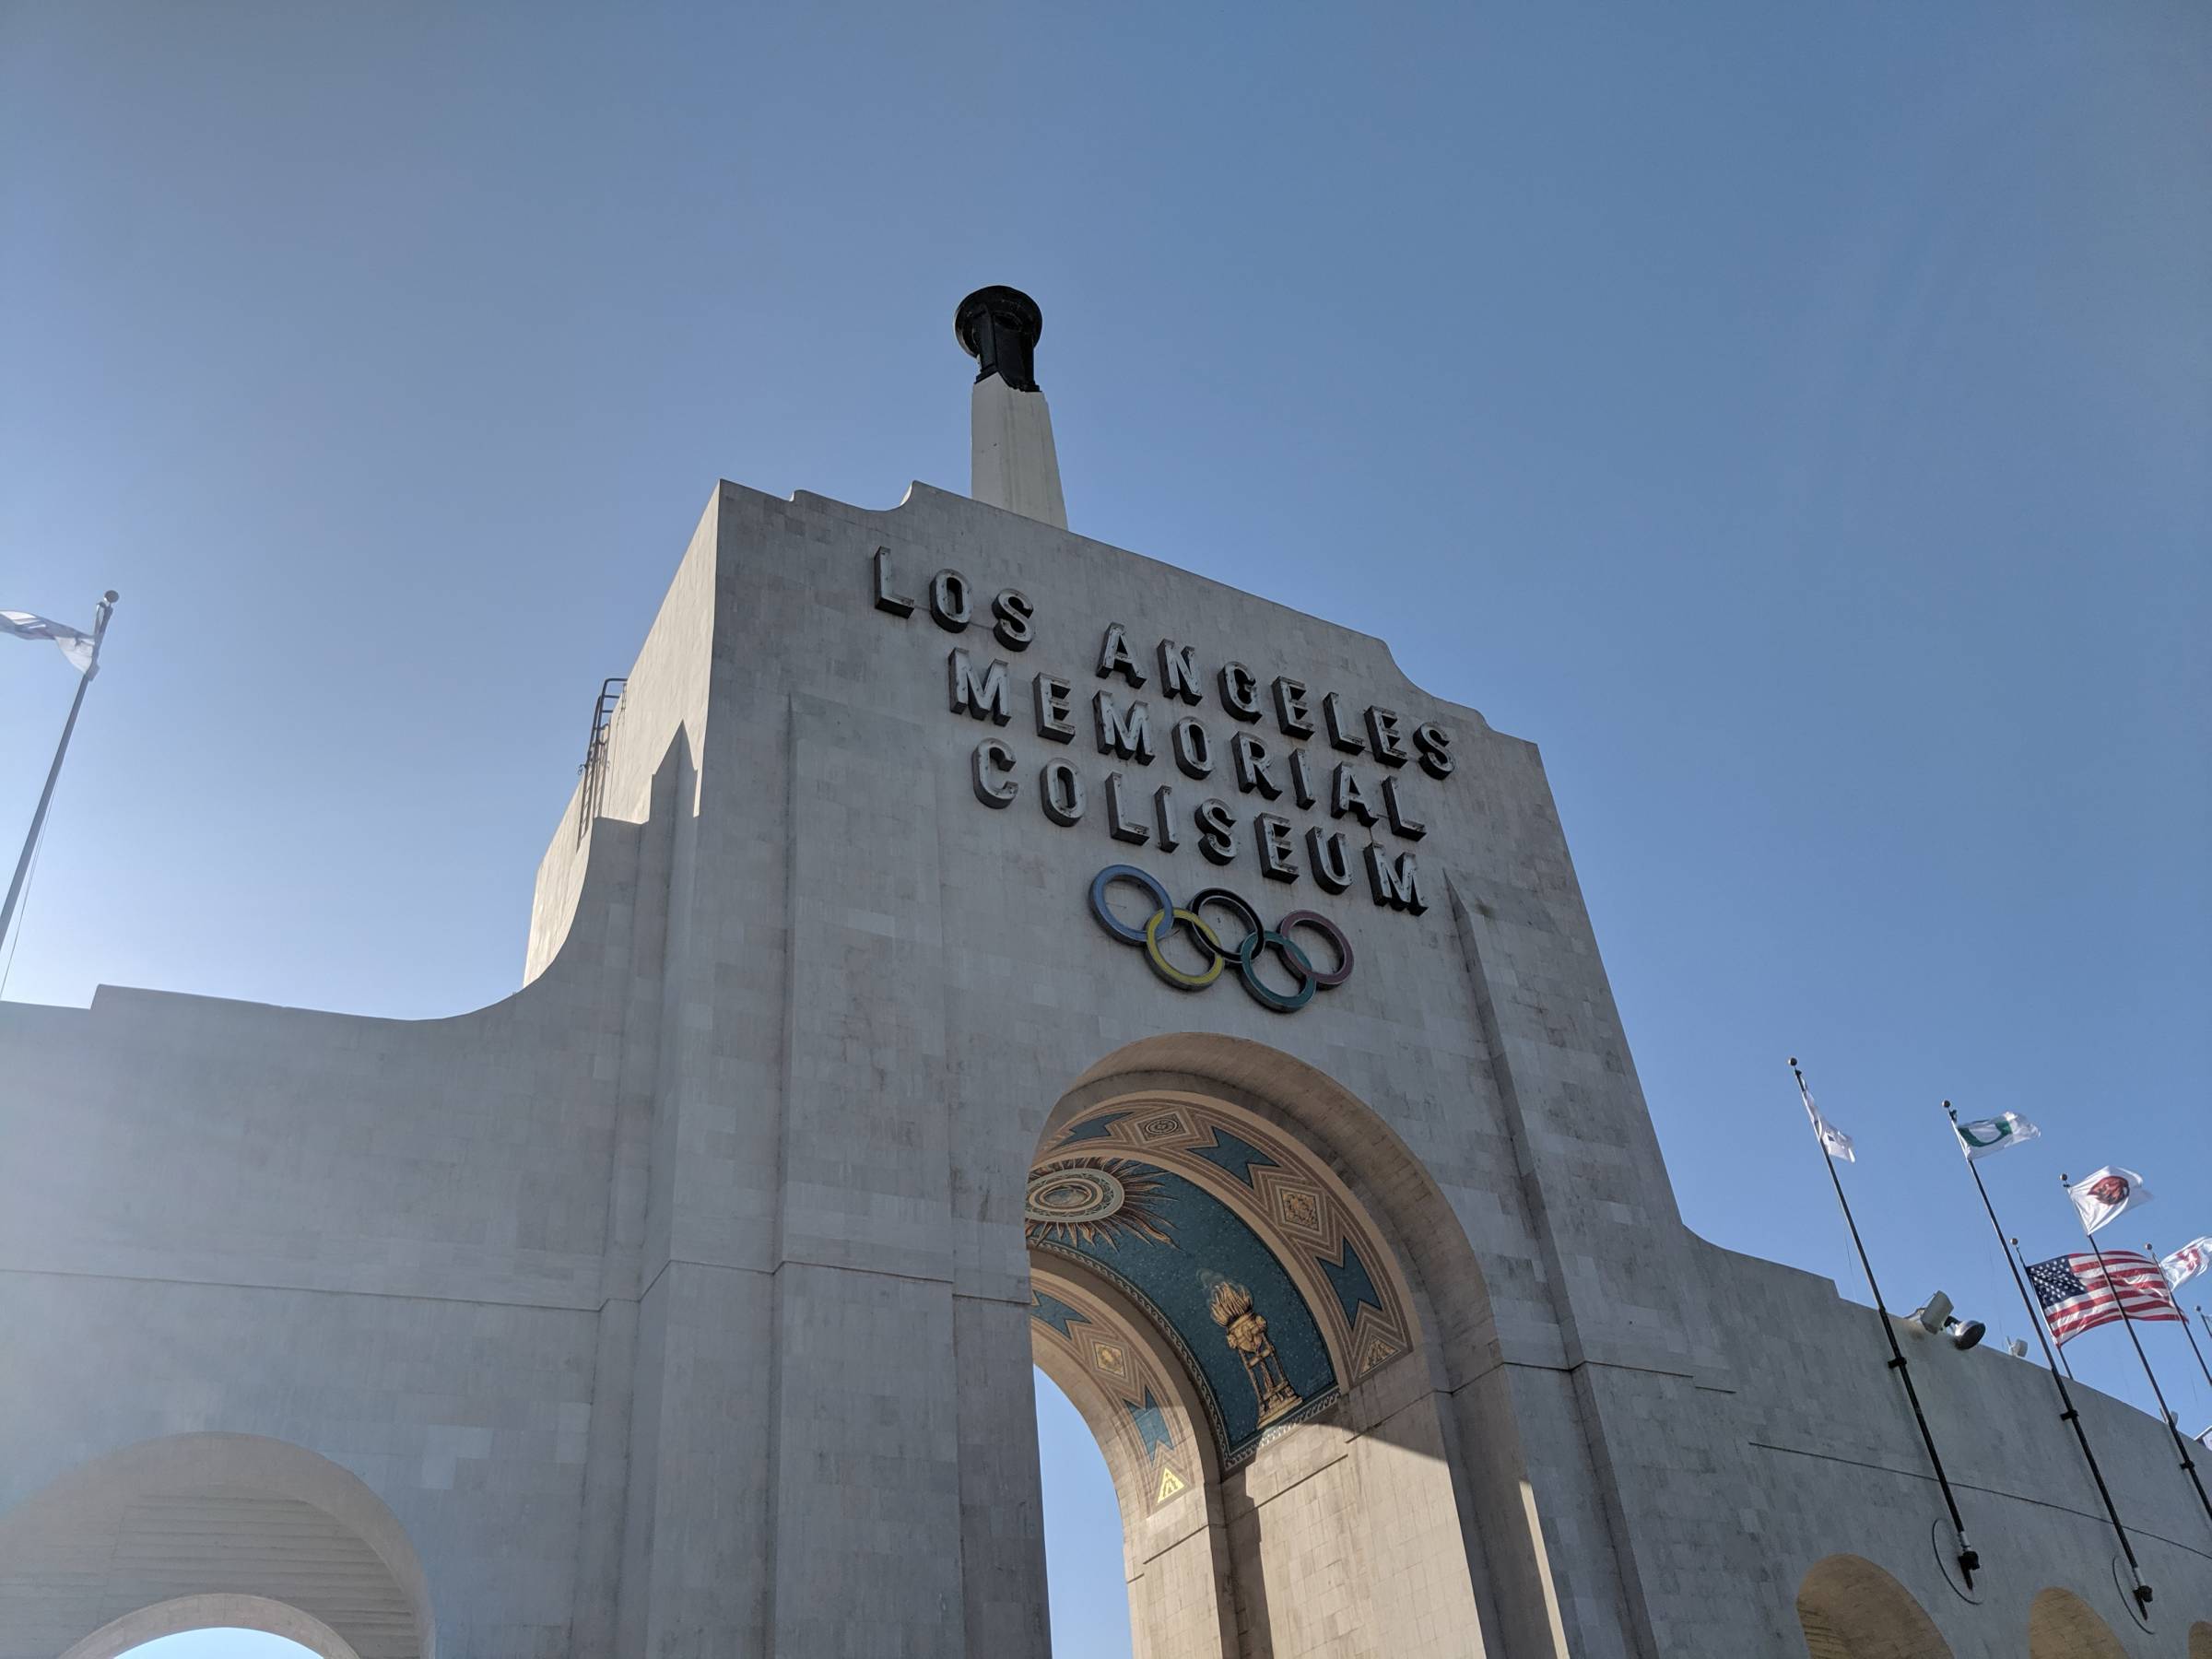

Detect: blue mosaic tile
[1035,1161,1335,1460]
[1186,1126,1279,1189]
[1319,1240,1383,1324]
[1030,1289,1089,1339]
[1126,1389,1175,1457]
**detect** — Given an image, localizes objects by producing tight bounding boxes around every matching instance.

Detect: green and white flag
[1955,1111,2040,1161]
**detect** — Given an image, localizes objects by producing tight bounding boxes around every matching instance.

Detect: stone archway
[2026,1587,2130,1659]
[0,1432,432,1659]
[59,1594,364,1659]
[2190,1619,2212,1659]
[1030,1260,1238,1657]
[1026,1039,1500,1658]
[1794,1554,1951,1658]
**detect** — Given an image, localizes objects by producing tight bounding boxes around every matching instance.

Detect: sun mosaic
[1024,1158,1175,1249]
[1041,1098,1414,1390]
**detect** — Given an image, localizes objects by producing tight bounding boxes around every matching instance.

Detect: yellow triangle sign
[1157,1465,1186,1502]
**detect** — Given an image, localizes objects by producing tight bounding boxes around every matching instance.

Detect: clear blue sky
[118,1637,303,1659]
[5,6,2206,1656]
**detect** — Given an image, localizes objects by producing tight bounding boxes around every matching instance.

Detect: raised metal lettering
[1097,623,1147,687]
[1154,784,1182,851]
[1254,814,1299,883]
[1105,771,1150,844]
[971,739,1018,807]
[872,547,915,617]
[1157,640,1203,704]
[1230,733,1284,799]
[1171,717,1214,779]
[991,589,1036,651]
[1382,775,1427,840]
[1194,798,1237,865]
[929,569,972,631]
[1322,692,1364,753]
[1035,674,1076,744]
[1365,705,1409,766]
[947,649,1011,724]
[1041,761,1088,827]
[1330,762,1379,826]
[1413,721,1453,779]
[1273,677,1314,739]
[1218,662,1262,723]
[1365,844,1426,912]
[1307,827,1352,892]
[1093,692,1154,763]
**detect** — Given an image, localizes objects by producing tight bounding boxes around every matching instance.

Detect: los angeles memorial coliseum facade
[3,290,2206,1657]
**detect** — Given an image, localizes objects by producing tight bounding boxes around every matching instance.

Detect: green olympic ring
[1088,865,1354,1013]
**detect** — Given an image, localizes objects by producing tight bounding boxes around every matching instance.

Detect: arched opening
[1034,1367,1135,1658]
[1794,1554,1952,1658]
[1025,1036,1500,1659]
[0,1433,432,1659]
[2190,1619,2212,1659]
[2025,1587,2130,1659]
[76,1606,347,1659]
[111,1632,324,1659]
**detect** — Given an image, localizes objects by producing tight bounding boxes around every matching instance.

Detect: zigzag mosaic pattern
[1028,1274,1200,1511]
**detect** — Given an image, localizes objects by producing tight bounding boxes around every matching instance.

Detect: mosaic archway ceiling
[1028,1270,1203,1512]
[1027,1099,1415,1468]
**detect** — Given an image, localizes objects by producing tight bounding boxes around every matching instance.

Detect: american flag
[2027,1250,2182,1345]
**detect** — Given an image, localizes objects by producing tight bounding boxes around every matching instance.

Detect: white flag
[2,609,97,676]
[2067,1166,2152,1236]
[2160,1236,2212,1291]
[1955,1111,2040,1161]
[1804,1089,1854,1163]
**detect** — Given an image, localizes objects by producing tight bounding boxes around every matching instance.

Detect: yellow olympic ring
[1143,907,1224,990]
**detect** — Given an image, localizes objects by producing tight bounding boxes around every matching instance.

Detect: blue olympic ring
[1088,865,1353,1012]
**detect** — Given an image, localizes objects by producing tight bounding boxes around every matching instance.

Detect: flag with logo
[2068,1167,2151,1236]
[2,609,98,676]
[2160,1236,2212,1292]
[2027,1249,2182,1345]
[1802,1088,1854,1163]
[1954,1111,2040,1161]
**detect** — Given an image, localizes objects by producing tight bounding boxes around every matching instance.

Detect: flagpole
[2064,1174,2212,1527]
[2153,1248,2212,1393]
[0,592,116,960]
[1944,1105,2147,1606]
[2176,1304,2212,1394]
[1792,1061,1979,1586]
[2025,1240,2079,1384]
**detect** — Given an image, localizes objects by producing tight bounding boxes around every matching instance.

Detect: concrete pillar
[957,285,1069,529]
[971,374,1068,529]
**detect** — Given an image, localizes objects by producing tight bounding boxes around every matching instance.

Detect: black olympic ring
[1088,865,1353,1013]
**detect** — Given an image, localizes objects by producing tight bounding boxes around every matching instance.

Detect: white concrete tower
[957,285,1068,528]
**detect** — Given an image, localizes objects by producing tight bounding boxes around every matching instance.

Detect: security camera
[1911,1291,1954,1334]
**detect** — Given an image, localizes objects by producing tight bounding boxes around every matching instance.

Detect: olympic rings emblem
[1088,865,1353,1013]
